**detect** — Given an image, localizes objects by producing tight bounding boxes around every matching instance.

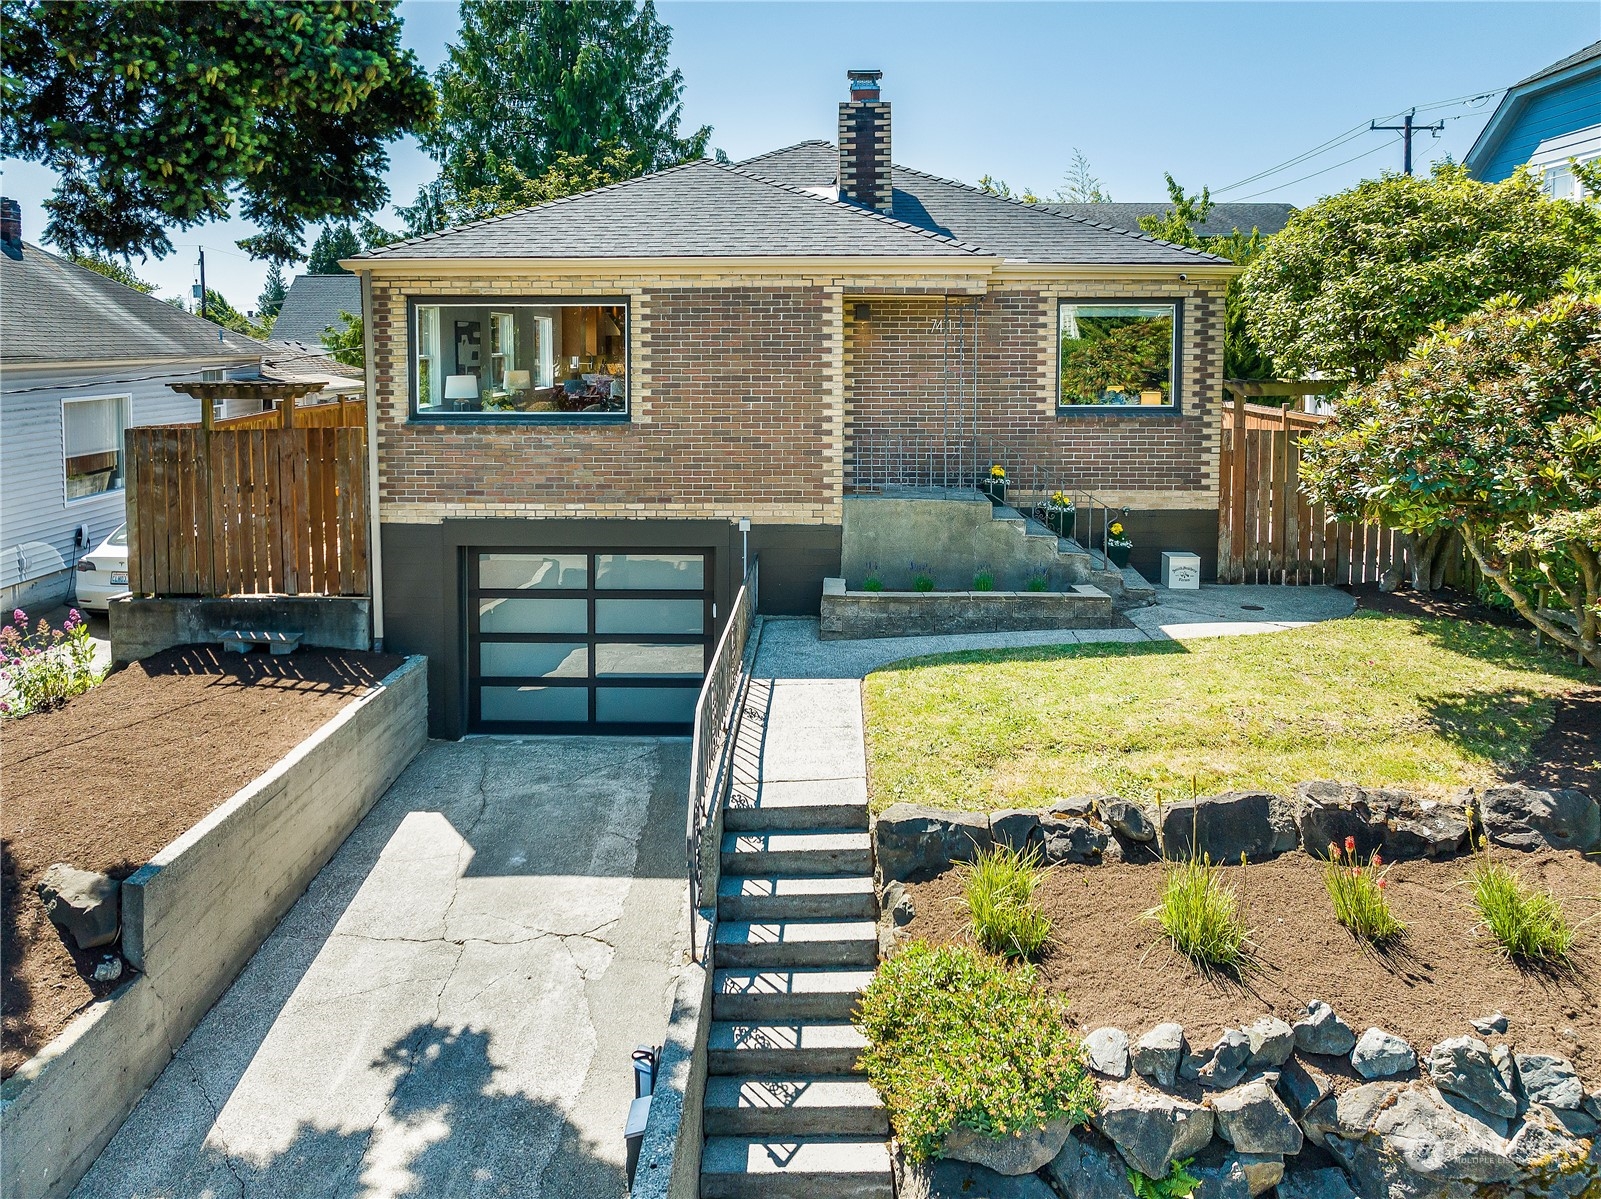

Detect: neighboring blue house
[1466,40,1600,198]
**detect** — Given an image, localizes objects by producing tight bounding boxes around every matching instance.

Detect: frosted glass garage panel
[479,553,587,590]
[595,553,704,590]
[595,686,699,724]
[479,642,587,678]
[594,598,703,635]
[480,686,588,722]
[478,597,587,634]
[594,642,704,679]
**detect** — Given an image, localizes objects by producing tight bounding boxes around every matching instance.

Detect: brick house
[350,71,1236,737]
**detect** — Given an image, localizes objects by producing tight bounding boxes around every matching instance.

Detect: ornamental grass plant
[1145,854,1251,975]
[957,843,1052,960]
[1324,836,1404,946]
[856,940,1096,1164]
[1469,849,1575,966]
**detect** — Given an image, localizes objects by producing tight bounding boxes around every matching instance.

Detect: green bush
[958,843,1052,959]
[1145,855,1251,974]
[1469,853,1574,965]
[913,573,936,593]
[1025,576,1048,592]
[857,941,1097,1164]
[862,576,884,592]
[973,570,995,592]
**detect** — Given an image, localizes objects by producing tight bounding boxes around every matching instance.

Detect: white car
[75,523,130,613]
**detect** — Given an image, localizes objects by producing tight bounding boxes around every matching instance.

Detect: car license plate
[111,572,128,585]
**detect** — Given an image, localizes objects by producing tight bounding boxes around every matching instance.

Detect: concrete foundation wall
[108,595,372,665]
[820,580,1120,640]
[0,657,427,1199]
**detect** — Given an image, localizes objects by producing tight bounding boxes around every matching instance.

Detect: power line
[1232,136,1402,202]
[1370,108,1446,175]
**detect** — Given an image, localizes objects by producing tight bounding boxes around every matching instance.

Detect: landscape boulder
[1243,1016,1295,1068]
[1292,1001,1357,1057]
[36,863,120,950]
[1505,1104,1598,1184]
[1427,1037,1518,1119]
[1092,1081,1214,1180]
[1277,1058,1334,1122]
[1189,1156,1251,1199]
[1226,1152,1285,1197]
[874,804,992,882]
[1470,1012,1508,1036]
[943,1112,1075,1176]
[1132,1023,1185,1089]
[1039,816,1108,865]
[989,809,1042,855]
[1045,1131,1136,1199]
[1181,1028,1251,1090]
[1477,784,1601,854]
[1209,1080,1303,1155]
[1516,1054,1583,1110]
[1275,1166,1357,1199]
[1049,796,1099,820]
[1099,798,1156,843]
[1083,1027,1131,1079]
[1158,792,1298,863]
[897,1155,1058,1199]
[1351,1028,1416,1079]
[1295,781,1470,860]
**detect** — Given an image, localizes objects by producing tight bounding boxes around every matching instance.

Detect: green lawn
[863,612,1588,813]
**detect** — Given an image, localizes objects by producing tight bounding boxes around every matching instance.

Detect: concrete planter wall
[0,656,427,1199]
[820,578,1119,641]
[109,595,372,665]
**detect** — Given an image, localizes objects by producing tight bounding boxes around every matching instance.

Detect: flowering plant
[1323,835,1403,945]
[1105,521,1132,549]
[0,608,101,718]
[989,464,1006,481]
[1045,490,1075,513]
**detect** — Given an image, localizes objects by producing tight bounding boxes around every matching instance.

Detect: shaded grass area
[863,611,1589,813]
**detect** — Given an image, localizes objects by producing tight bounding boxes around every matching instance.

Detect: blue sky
[1,1,1594,309]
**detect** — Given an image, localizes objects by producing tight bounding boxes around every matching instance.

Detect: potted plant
[1104,520,1133,568]
[1043,491,1076,537]
[980,463,1007,504]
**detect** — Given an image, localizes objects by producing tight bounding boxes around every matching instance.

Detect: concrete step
[700,1136,893,1199]
[724,778,869,832]
[713,967,874,1022]
[708,1021,869,1076]
[704,1075,889,1137]
[1119,565,1158,603]
[717,874,877,922]
[720,829,872,877]
[714,919,878,969]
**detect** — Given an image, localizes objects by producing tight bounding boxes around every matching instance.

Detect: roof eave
[343,254,997,275]
[993,260,1240,279]
[1465,57,1601,172]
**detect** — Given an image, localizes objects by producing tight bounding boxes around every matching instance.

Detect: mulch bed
[904,849,1601,1089]
[1,645,402,1078]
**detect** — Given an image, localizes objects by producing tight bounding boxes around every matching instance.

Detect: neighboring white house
[0,206,263,610]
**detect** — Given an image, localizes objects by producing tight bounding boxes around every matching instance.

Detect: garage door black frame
[467,547,713,735]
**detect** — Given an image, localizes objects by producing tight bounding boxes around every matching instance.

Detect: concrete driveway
[73,737,690,1199]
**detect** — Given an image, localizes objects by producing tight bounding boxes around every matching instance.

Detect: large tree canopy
[1239,164,1601,384]
[1301,292,1601,665]
[0,0,435,263]
[408,0,707,232]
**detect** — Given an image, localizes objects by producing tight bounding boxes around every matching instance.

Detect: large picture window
[412,300,628,419]
[63,395,130,500]
[1058,302,1179,410]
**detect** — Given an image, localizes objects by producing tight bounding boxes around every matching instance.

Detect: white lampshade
[504,369,530,389]
[444,374,479,400]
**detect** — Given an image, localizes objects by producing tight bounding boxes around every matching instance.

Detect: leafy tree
[402,144,641,231]
[1058,149,1112,203]
[978,176,1042,205]
[257,264,288,322]
[307,224,362,275]
[1239,164,1601,385]
[410,0,708,230]
[1301,292,1601,664]
[323,310,364,368]
[0,0,435,264]
[69,253,156,293]
[200,288,267,339]
[1138,176,1273,379]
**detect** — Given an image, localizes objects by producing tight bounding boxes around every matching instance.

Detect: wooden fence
[1218,391,1417,586]
[126,424,370,597]
[214,396,366,431]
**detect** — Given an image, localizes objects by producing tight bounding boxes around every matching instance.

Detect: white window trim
[62,393,132,506]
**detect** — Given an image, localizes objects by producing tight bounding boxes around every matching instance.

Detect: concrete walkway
[73,737,690,1199]
[755,584,1355,678]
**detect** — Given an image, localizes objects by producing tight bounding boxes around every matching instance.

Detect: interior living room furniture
[444,373,480,412]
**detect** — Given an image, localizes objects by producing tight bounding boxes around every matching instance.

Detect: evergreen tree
[257,264,288,320]
[1057,150,1112,203]
[307,224,362,275]
[69,253,157,293]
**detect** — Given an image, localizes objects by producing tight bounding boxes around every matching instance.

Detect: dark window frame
[407,295,632,426]
[1054,297,1184,418]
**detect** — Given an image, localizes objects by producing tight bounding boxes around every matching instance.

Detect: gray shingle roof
[271,274,362,345]
[1041,202,1295,239]
[1514,39,1601,88]
[0,242,262,365]
[737,142,1232,266]
[355,158,983,261]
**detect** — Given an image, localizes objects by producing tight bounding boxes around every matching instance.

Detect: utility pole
[1370,108,1446,176]
[198,248,207,321]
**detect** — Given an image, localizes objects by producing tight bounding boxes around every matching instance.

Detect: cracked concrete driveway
[72,737,690,1199]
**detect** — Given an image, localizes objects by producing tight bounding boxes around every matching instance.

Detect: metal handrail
[685,557,759,960]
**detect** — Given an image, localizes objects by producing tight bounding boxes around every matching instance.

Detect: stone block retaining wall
[0,657,427,1199]
[820,578,1120,641]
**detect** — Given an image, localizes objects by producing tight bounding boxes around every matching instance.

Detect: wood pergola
[167,380,330,430]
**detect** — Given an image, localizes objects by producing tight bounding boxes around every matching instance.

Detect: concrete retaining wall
[0,656,427,1199]
[820,578,1120,640]
[108,595,372,665]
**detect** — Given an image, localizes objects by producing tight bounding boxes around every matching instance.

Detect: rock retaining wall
[820,578,1121,640]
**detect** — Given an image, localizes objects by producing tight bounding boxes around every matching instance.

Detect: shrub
[1026,576,1048,592]
[0,608,100,718]
[1145,855,1251,974]
[973,570,995,592]
[1324,835,1404,945]
[1469,853,1574,965]
[862,576,884,592]
[913,573,936,593]
[958,844,1051,959]
[856,940,1097,1164]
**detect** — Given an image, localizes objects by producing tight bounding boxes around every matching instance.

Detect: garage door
[468,549,712,733]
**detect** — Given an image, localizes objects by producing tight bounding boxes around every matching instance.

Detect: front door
[467,549,712,733]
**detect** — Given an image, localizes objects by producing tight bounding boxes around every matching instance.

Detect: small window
[201,368,225,383]
[413,300,627,419]
[1058,302,1178,410]
[63,396,130,500]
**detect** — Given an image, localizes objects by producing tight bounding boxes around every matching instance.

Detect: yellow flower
[990,464,1006,479]
[1109,522,1124,535]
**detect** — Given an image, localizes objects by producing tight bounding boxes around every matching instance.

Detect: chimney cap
[847,69,883,97]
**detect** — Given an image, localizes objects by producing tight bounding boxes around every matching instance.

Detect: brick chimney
[838,70,892,213]
[0,198,22,261]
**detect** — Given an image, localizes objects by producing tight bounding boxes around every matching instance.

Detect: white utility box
[1161,551,1202,590]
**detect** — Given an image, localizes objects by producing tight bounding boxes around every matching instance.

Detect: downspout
[360,269,386,650]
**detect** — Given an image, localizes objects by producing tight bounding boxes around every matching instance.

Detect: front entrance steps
[699,737,891,1199]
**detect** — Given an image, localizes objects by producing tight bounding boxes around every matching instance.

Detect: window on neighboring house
[63,395,130,501]
[412,300,627,419]
[1057,301,1179,411]
[201,368,226,383]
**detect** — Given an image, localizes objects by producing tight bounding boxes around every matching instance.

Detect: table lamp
[444,374,479,410]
